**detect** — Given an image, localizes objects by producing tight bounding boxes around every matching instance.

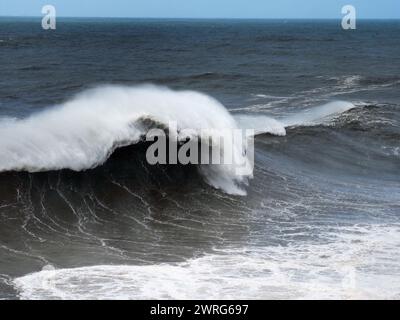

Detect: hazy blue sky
[0,0,399,19]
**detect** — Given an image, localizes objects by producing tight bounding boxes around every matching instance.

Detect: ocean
[0,17,399,299]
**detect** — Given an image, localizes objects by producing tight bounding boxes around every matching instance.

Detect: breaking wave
[0,84,356,195]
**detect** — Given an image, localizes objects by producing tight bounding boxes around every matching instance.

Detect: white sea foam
[13,224,400,300]
[235,114,286,136]
[234,100,356,136]
[281,101,356,127]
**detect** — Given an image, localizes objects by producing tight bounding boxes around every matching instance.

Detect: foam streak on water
[13,224,400,300]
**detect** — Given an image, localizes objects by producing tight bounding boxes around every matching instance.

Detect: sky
[0,0,399,19]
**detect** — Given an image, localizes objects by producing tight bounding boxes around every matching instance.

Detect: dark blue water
[0,18,399,299]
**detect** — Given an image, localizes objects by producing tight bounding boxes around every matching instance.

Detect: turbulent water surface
[0,18,399,300]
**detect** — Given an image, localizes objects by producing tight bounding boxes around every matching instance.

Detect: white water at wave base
[13,224,400,300]
[0,85,356,195]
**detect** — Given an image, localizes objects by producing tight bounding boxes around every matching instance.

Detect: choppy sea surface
[0,18,399,299]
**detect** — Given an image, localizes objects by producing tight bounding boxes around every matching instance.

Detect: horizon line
[0,15,399,20]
